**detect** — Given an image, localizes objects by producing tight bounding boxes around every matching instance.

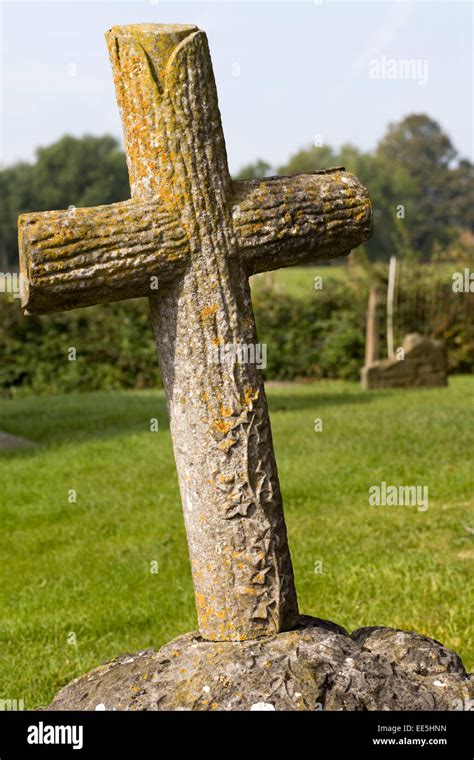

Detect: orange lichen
[242,386,259,406]
[199,304,218,320]
[219,437,237,452]
[212,419,232,434]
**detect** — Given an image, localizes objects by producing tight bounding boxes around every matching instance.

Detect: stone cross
[18,24,372,641]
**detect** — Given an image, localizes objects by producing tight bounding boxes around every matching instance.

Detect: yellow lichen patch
[211,419,233,435]
[199,304,218,320]
[219,437,237,453]
[219,405,233,418]
[211,336,222,346]
[201,391,209,402]
[242,386,259,407]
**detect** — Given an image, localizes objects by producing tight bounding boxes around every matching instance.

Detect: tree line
[1,113,472,269]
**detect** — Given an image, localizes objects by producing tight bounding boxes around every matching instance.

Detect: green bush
[0,264,472,396]
[0,297,161,396]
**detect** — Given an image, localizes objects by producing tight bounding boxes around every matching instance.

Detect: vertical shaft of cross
[106,24,299,640]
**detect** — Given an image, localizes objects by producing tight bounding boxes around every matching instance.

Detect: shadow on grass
[0,385,387,455]
[268,391,385,412]
[0,391,170,450]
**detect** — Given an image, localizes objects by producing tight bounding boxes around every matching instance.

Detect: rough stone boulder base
[47,619,473,711]
[362,333,447,389]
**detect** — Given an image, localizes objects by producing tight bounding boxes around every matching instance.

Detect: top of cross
[19,23,371,316]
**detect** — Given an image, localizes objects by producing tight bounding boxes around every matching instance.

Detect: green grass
[0,377,473,707]
[250,265,345,299]
[250,261,467,300]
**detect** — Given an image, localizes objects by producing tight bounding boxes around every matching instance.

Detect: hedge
[0,265,472,396]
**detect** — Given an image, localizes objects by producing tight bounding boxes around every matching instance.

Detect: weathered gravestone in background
[19,24,472,710]
[362,332,447,389]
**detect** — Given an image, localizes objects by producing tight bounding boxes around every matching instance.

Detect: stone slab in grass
[0,431,39,451]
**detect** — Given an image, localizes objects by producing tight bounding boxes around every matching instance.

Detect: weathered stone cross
[18,24,372,642]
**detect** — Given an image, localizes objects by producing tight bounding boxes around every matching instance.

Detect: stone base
[0,432,39,451]
[361,333,447,390]
[47,617,473,711]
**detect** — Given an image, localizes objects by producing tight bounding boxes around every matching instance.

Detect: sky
[1,0,472,175]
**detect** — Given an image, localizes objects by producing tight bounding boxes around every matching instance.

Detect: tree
[445,159,474,234]
[0,162,36,270]
[278,145,337,175]
[377,114,460,258]
[234,159,274,180]
[30,134,129,210]
[0,135,129,269]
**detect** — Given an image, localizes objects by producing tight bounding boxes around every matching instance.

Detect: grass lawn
[249,261,467,300]
[0,377,473,708]
[251,265,345,299]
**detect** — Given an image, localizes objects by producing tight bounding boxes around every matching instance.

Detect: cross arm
[233,167,372,275]
[18,200,190,314]
[18,168,371,315]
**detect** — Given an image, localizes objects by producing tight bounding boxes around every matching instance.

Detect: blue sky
[1,0,472,174]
